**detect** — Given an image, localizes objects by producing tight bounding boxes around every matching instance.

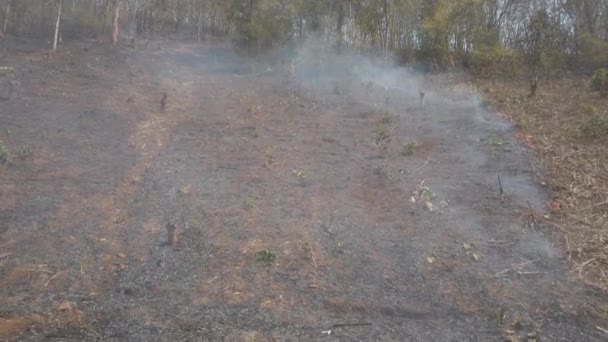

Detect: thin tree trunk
[3,1,10,35]
[197,11,203,42]
[52,0,62,52]
[112,1,119,47]
[336,0,345,54]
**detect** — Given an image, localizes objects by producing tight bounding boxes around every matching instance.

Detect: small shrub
[0,141,12,163]
[256,250,276,266]
[400,143,417,157]
[580,114,608,140]
[591,68,608,96]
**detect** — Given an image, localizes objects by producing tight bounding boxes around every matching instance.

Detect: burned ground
[0,42,607,341]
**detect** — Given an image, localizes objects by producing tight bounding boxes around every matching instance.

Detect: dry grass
[476,76,608,288]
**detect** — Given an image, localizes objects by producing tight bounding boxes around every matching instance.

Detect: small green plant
[0,141,12,164]
[400,142,417,157]
[256,249,276,266]
[591,68,608,96]
[17,144,33,159]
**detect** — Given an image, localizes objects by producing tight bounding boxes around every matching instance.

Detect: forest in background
[1,0,608,76]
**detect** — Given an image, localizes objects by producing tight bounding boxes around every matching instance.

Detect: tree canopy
[2,0,607,73]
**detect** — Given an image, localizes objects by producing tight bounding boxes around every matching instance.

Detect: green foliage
[256,249,276,265]
[229,0,295,49]
[525,10,568,74]
[578,33,608,70]
[591,68,608,95]
[469,45,516,76]
[579,114,608,141]
[400,143,417,157]
[419,0,452,66]
[0,141,12,164]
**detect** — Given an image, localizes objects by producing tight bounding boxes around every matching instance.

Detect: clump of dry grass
[478,76,608,288]
[579,114,608,141]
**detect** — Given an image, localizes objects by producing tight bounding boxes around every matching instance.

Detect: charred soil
[0,41,607,341]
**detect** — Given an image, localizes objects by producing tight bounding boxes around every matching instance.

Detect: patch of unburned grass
[475,76,608,288]
[256,250,276,266]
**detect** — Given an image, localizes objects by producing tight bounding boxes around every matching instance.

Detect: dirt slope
[0,42,607,341]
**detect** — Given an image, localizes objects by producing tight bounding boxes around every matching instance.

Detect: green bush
[469,45,518,76]
[256,249,276,265]
[591,68,608,95]
[0,141,12,164]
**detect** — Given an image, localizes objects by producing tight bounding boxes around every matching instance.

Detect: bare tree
[112,0,120,47]
[52,0,63,52]
[2,0,10,35]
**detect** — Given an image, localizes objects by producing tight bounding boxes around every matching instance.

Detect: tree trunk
[112,1,120,47]
[3,1,10,35]
[383,0,390,64]
[336,0,345,54]
[52,0,62,52]
[197,11,203,42]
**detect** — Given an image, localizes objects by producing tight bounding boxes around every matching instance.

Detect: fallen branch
[597,326,608,335]
[415,158,431,175]
[494,259,540,277]
[331,322,372,329]
[566,213,592,226]
[44,272,61,287]
[576,258,596,276]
